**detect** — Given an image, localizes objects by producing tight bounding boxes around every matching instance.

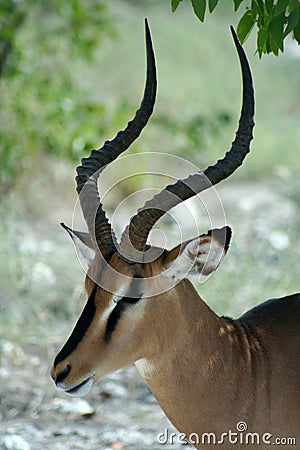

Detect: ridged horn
[120,26,254,260]
[75,19,157,257]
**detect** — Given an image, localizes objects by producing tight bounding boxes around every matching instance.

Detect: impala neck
[136,279,268,441]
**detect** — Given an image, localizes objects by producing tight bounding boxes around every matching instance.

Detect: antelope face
[51,226,231,396]
[51,19,253,396]
[51,255,146,397]
[51,251,154,397]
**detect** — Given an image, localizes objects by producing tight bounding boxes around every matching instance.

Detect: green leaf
[269,12,285,51]
[269,35,279,55]
[208,0,218,13]
[265,0,274,17]
[289,0,299,11]
[293,13,300,43]
[255,0,266,17]
[233,0,245,11]
[251,0,258,17]
[274,0,289,16]
[191,0,206,22]
[171,0,184,12]
[283,6,299,38]
[237,10,256,43]
[257,27,268,57]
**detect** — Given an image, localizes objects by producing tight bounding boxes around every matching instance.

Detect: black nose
[54,364,71,384]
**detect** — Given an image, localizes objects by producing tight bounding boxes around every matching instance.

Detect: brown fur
[52,249,300,449]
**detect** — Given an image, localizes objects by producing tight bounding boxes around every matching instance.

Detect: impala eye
[104,277,144,342]
[120,295,142,305]
[104,294,142,343]
[118,275,143,305]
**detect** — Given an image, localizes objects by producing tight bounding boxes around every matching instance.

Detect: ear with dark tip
[60,223,96,266]
[163,226,232,281]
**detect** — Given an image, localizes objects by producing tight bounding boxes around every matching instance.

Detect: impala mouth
[64,377,94,397]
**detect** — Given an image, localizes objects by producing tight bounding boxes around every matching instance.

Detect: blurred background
[0,1,299,449]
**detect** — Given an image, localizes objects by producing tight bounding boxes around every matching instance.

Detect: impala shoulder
[237,293,300,357]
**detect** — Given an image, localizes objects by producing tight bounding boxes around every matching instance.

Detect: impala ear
[163,226,232,280]
[60,223,96,266]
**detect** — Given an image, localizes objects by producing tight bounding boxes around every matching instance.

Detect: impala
[51,20,300,449]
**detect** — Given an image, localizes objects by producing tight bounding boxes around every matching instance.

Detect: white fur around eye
[98,287,127,327]
[111,286,128,304]
[99,301,116,326]
[112,293,123,304]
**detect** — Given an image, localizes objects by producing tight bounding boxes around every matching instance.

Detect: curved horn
[120,26,254,259]
[75,18,157,257]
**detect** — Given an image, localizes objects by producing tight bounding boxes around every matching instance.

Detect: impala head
[51,20,254,397]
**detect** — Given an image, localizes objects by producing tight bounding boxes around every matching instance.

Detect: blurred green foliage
[172,0,300,57]
[1,0,299,196]
[0,0,236,196]
[0,0,114,193]
[153,111,232,161]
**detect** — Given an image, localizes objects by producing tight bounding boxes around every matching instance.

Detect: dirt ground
[0,342,183,450]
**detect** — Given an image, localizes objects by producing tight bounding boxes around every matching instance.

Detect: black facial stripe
[54,287,97,367]
[104,301,126,343]
[104,294,142,343]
